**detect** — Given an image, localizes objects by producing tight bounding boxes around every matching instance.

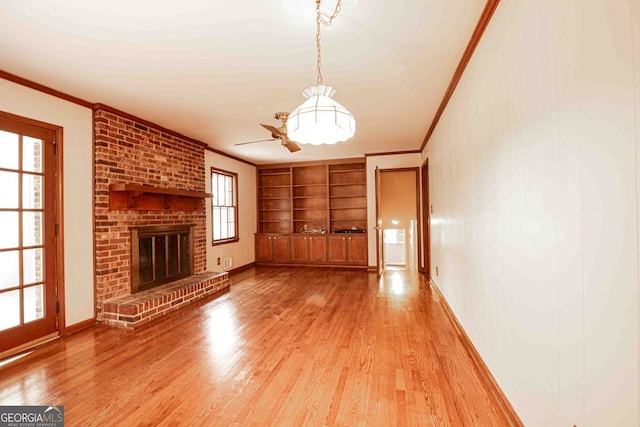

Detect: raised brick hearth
[102,272,229,328]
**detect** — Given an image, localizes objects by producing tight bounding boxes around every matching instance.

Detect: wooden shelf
[292,196,327,200]
[259,172,290,176]
[329,169,365,173]
[109,183,211,212]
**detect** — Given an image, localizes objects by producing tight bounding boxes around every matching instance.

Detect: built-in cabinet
[290,234,327,263]
[255,234,290,262]
[327,234,368,264]
[256,160,367,267]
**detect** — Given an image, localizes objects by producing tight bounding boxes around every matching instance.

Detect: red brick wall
[94,108,207,319]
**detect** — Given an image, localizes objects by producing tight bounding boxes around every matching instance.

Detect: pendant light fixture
[286,0,355,146]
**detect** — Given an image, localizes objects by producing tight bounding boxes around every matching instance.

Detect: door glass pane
[0,171,18,208]
[24,285,45,323]
[0,250,19,290]
[0,130,19,170]
[23,174,43,209]
[23,136,43,173]
[23,211,43,247]
[0,290,20,331]
[0,212,19,249]
[23,248,43,285]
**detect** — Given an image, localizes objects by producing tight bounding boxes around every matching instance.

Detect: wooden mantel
[109,183,212,211]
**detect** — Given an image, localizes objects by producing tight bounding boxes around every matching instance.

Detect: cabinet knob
[305,237,307,240]
[342,237,346,240]
[349,237,351,240]
[310,237,313,240]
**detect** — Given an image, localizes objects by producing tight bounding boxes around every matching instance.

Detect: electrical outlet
[223,258,232,269]
[217,257,221,265]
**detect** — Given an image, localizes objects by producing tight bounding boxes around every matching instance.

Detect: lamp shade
[286,85,355,145]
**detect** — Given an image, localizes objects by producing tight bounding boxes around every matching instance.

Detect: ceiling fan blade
[234,138,277,146]
[260,124,283,137]
[283,138,301,153]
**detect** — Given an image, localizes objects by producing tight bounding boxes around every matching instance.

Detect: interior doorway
[378,168,420,271]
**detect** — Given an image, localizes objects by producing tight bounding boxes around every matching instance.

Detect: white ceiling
[0,0,485,164]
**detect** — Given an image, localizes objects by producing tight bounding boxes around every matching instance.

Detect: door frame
[0,111,65,356]
[376,167,421,273]
[420,158,430,278]
[375,167,383,277]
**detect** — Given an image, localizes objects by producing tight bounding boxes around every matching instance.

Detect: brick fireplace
[94,106,229,327]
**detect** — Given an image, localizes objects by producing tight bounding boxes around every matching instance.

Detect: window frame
[210,167,239,246]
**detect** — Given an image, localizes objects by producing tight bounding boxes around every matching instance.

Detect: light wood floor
[0,267,512,426]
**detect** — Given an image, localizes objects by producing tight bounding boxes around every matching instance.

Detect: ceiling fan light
[286,85,356,146]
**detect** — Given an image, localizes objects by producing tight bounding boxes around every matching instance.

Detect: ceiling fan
[234,112,301,153]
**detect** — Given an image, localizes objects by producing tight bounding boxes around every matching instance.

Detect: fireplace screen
[131,225,194,293]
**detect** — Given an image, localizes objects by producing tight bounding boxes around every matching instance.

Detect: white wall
[423,0,640,425]
[0,78,94,327]
[366,153,423,267]
[205,151,256,272]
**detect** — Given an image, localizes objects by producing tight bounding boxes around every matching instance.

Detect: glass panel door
[0,115,58,354]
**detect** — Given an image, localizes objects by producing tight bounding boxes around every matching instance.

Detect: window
[211,168,238,245]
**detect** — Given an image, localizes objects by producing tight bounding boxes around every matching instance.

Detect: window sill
[212,237,239,246]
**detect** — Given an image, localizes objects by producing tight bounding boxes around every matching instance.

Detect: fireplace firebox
[130,225,195,293]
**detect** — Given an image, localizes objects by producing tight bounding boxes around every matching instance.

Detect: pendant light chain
[287,0,354,147]
[315,0,342,85]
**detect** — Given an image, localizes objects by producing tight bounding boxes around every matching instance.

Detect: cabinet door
[272,235,290,262]
[255,234,273,261]
[308,236,327,262]
[347,235,368,265]
[328,236,348,263]
[291,235,309,262]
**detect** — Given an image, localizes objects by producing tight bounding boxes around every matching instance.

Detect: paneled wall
[423,0,640,425]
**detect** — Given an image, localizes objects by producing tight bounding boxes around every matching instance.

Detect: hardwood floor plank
[0,267,515,426]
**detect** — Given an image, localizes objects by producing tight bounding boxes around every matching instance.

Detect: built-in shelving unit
[328,163,367,232]
[257,167,291,234]
[256,160,368,267]
[292,164,328,233]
